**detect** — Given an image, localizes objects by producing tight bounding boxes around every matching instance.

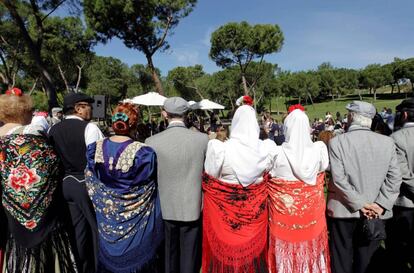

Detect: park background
[1,0,413,120]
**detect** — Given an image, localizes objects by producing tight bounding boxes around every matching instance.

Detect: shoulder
[86,122,102,132]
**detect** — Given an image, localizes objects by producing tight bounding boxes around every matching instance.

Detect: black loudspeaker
[92,95,106,119]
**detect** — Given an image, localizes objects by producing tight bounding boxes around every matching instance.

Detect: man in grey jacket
[146,97,209,273]
[387,98,414,272]
[327,101,402,273]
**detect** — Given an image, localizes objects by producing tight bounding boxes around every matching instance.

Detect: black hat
[63,92,94,112]
[396,98,414,112]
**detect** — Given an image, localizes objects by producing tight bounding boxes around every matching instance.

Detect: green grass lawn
[266,90,413,121]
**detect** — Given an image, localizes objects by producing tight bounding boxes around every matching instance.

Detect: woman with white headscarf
[267,108,330,273]
[203,105,275,273]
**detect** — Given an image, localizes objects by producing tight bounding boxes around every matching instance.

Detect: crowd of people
[0,87,413,273]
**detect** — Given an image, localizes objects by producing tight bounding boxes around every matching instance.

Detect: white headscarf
[226,105,269,186]
[282,109,322,185]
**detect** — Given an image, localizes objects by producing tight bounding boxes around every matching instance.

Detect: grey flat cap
[51,107,62,113]
[163,97,190,115]
[346,101,376,119]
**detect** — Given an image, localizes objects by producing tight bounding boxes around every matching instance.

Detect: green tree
[317,62,337,100]
[359,64,387,101]
[167,65,206,101]
[401,58,414,92]
[41,16,95,93]
[85,56,129,102]
[1,0,80,108]
[209,21,284,95]
[335,68,359,98]
[84,0,197,95]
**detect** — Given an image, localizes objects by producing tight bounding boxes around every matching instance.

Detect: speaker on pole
[92,95,106,119]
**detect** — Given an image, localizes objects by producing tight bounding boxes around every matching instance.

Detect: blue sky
[93,0,414,76]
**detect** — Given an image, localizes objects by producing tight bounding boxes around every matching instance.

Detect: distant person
[146,97,209,273]
[48,107,63,126]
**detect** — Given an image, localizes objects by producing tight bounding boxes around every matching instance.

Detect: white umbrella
[192,99,225,110]
[130,92,167,106]
[121,98,134,104]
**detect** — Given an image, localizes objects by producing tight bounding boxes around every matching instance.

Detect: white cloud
[171,47,201,66]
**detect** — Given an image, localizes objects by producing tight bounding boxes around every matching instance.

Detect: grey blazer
[327,125,402,219]
[145,122,209,222]
[391,123,414,208]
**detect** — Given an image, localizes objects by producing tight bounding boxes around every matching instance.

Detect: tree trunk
[3,0,57,109]
[146,55,164,95]
[241,74,249,95]
[357,89,362,101]
[397,81,401,93]
[391,84,394,94]
[308,92,315,110]
[374,88,377,101]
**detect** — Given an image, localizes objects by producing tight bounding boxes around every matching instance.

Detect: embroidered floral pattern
[116,142,144,173]
[0,134,60,231]
[8,165,41,192]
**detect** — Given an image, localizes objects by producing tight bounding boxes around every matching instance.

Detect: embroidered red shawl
[202,173,268,273]
[268,173,330,273]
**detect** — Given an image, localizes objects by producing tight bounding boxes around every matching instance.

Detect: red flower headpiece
[5,87,23,96]
[242,95,253,106]
[288,104,305,113]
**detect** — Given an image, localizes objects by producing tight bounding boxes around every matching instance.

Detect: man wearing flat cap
[386,98,414,272]
[146,97,209,273]
[327,101,402,273]
[49,92,103,273]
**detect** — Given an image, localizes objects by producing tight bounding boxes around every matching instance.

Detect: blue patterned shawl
[86,139,163,273]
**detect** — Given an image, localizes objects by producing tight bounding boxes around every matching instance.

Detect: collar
[167,120,186,128]
[403,122,414,129]
[65,115,84,121]
[347,124,371,132]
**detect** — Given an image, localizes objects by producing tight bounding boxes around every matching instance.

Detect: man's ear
[403,111,408,121]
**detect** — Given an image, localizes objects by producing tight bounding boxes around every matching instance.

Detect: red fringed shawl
[268,173,330,273]
[202,173,268,273]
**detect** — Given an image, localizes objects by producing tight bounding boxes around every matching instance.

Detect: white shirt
[204,139,276,186]
[65,115,104,146]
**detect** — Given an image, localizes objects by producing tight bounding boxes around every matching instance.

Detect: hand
[361,207,376,219]
[369,203,384,217]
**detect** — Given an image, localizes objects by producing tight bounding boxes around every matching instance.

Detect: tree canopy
[84,0,197,95]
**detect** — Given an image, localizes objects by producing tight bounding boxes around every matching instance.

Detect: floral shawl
[0,134,60,231]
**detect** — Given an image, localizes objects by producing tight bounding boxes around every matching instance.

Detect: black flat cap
[63,92,94,112]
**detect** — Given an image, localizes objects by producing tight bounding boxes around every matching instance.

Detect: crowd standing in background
[0,87,414,273]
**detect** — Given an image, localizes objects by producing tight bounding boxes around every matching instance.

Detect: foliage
[209,21,283,94]
[167,65,205,101]
[84,0,197,94]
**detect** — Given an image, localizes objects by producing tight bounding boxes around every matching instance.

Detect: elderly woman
[267,108,330,273]
[85,103,163,273]
[203,105,275,273]
[0,88,78,273]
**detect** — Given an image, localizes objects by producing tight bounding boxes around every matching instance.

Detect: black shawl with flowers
[0,133,62,248]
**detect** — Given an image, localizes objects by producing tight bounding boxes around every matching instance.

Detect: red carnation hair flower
[243,96,253,106]
[288,104,305,113]
[5,87,23,96]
